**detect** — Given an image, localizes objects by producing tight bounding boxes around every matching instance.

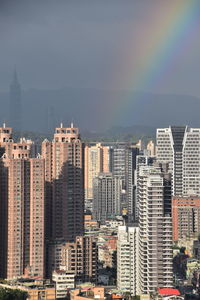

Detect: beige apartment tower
[84,143,109,210]
[42,123,84,241]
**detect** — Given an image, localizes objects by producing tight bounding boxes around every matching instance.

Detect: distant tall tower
[9,68,21,132]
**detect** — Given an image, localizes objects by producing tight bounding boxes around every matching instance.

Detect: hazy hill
[0,87,200,134]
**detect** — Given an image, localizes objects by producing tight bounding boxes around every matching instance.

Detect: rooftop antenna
[71,118,74,128]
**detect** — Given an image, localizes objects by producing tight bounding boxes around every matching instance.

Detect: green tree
[0,287,28,300]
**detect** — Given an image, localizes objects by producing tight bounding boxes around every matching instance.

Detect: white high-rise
[117,225,139,296]
[138,166,173,294]
[156,126,200,196]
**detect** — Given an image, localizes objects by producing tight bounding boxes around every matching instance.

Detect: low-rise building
[0,280,56,300]
[52,269,75,299]
[71,287,105,300]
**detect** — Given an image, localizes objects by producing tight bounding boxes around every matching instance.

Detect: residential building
[135,155,156,221]
[146,140,155,156]
[52,269,75,299]
[0,281,56,300]
[156,126,200,196]
[0,124,45,279]
[61,236,98,283]
[48,236,98,283]
[71,287,105,300]
[117,225,139,296]
[109,143,139,221]
[84,143,109,211]
[0,155,45,279]
[172,196,200,241]
[41,123,84,242]
[138,166,173,294]
[93,173,122,222]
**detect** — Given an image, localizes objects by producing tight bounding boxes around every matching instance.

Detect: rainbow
[107,0,200,128]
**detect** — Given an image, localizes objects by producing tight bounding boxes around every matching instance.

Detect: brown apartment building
[48,235,98,283]
[172,196,200,241]
[42,123,84,242]
[0,125,45,279]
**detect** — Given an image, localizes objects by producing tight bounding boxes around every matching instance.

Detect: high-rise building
[93,173,122,222]
[117,225,139,296]
[109,143,139,220]
[138,165,173,294]
[0,124,45,279]
[156,126,200,196]
[0,124,34,159]
[84,143,109,211]
[61,236,98,283]
[0,155,45,279]
[42,123,84,241]
[134,155,156,221]
[172,196,200,241]
[9,69,22,132]
[146,140,155,156]
[48,236,98,283]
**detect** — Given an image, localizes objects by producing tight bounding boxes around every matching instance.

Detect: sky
[0,0,200,97]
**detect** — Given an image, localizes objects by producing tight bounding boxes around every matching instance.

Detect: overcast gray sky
[0,0,200,97]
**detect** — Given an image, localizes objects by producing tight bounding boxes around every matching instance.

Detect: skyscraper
[9,69,22,132]
[0,125,44,279]
[93,173,122,222]
[109,143,139,220]
[42,123,84,242]
[135,156,156,221]
[138,165,173,294]
[5,157,45,279]
[0,124,45,279]
[156,126,200,196]
[84,143,109,211]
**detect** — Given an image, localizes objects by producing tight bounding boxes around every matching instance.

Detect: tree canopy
[0,287,28,300]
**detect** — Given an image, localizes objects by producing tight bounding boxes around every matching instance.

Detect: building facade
[61,236,98,283]
[117,225,139,296]
[0,125,45,279]
[52,269,75,299]
[172,196,200,241]
[156,126,200,196]
[93,173,122,221]
[138,166,173,294]
[84,143,109,211]
[42,123,84,241]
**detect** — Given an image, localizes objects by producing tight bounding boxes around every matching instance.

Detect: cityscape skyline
[1,1,200,299]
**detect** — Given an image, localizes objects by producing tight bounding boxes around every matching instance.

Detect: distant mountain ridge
[0,87,200,133]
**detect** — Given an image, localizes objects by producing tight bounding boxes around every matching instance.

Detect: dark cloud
[0,0,200,95]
